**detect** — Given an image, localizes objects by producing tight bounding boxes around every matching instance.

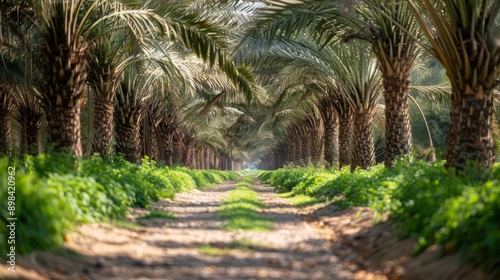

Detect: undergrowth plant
[0,153,235,258]
[260,161,500,274]
[217,177,270,231]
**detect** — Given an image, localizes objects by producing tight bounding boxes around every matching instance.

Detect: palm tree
[86,0,259,158]
[333,43,384,169]
[408,0,500,170]
[317,96,339,166]
[86,30,132,157]
[344,0,421,167]
[241,0,421,167]
[25,0,170,156]
[13,86,45,155]
[244,31,383,169]
[0,48,25,157]
[114,58,184,163]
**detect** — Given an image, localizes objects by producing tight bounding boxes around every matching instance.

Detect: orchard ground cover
[259,160,500,275]
[0,153,238,256]
[0,157,497,279]
[0,178,356,280]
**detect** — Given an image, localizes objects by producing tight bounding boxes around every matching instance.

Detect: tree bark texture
[44,21,87,156]
[351,109,375,170]
[0,88,13,156]
[382,68,413,167]
[19,109,43,155]
[446,86,495,170]
[115,106,142,164]
[92,99,114,157]
[46,105,83,156]
[300,133,310,164]
[338,107,353,168]
[321,105,339,167]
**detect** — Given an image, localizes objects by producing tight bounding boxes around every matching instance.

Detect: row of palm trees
[0,0,499,172]
[247,0,499,171]
[0,0,260,168]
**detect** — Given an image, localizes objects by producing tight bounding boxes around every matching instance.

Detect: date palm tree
[0,2,28,156]
[408,0,500,170]
[343,0,421,167]
[87,0,259,158]
[115,55,189,163]
[17,0,258,158]
[241,0,421,167]
[0,50,25,156]
[245,31,383,169]
[25,0,172,156]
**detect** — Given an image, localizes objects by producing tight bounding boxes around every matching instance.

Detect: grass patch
[217,180,271,231]
[110,220,142,230]
[280,193,325,207]
[137,210,175,220]
[236,176,255,188]
[260,161,500,275]
[236,181,252,188]
[198,238,266,256]
[230,238,269,249]
[198,245,233,256]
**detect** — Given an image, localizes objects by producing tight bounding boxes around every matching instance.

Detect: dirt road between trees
[1,181,489,280]
[2,182,356,280]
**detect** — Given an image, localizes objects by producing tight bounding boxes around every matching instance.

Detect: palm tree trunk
[92,99,114,157]
[382,68,413,167]
[0,88,13,156]
[46,105,83,156]
[323,109,339,167]
[310,127,322,163]
[20,111,43,155]
[214,153,219,170]
[352,109,375,170]
[115,122,141,164]
[204,148,210,169]
[44,26,87,157]
[339,107,353,168]
[156,121,174,165]
[446,87,495,170]
[115,107,142,164]
[293,137,300,164]
[301,133,311,164]
[173,135,182,165]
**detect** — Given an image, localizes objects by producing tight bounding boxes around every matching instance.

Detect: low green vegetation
[280,192,324,208]
[259,161,500,274]
[198,238,267,256]
[137,210,176,220]
[0,153,236,258]
[111,220,143,231]
[198,244,234,256]
[217,177,271,231]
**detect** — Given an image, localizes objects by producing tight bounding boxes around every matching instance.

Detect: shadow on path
[9,181,355,280]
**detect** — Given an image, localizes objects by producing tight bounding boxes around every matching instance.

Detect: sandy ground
[0,181,494,280]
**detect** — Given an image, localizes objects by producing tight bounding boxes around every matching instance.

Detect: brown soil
[0,181,493,280]
[307,204,496,280]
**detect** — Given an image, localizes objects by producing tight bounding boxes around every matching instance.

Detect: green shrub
[0,159,75,256]
[209,170,239,181]
[1,153,223,257]
[173,167,212,188]
[200,170,224,184]
[217,186,270,231]
[263,160,500,274]
[165,170,197,192]
[44,174,116,223]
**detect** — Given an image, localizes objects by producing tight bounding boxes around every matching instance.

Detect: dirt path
[4,181,356,280]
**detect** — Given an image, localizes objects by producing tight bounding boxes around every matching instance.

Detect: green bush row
[259,161,500,274]
[0,153,236,257]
